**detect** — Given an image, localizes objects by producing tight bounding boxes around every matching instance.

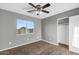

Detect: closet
[57,17,69,45]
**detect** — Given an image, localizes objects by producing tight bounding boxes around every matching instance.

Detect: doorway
[57,17,69,47]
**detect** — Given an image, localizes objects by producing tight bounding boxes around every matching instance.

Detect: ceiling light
[36,11,42,15]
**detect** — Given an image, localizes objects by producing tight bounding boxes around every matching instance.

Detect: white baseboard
[42,39,58,46]
[0,39,41,51]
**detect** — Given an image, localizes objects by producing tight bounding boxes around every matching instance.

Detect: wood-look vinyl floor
[0,41,78,55]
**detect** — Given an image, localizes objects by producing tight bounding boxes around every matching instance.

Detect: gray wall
[42,17,57,45]
[42,8,79,45]
[0,9,41,50]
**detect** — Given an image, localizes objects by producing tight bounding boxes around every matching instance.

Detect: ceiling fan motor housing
[36,5,42,11]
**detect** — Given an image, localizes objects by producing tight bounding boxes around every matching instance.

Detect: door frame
[57,16,69,45]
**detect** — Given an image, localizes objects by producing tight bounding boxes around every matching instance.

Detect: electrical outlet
[9,42,12,45]
[27,38,29,40]
[37,37,39,39]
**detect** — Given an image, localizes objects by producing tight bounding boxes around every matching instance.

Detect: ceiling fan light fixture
[36,11,42,15]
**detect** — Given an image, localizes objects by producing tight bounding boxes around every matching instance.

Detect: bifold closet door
[69,15,79,53]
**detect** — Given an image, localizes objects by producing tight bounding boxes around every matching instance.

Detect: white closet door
[69,15,79,53]
[58,24,69,45]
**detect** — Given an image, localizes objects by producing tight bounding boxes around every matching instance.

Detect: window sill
[16,33,33,36]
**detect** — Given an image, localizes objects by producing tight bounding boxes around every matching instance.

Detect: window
[16,19,34,35]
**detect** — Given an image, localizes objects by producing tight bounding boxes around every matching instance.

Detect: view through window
[16,19,34,35]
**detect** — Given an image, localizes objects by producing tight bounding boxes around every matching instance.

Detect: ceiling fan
[27,3,50,15]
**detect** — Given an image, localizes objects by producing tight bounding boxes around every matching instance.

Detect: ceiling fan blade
[41,10,49,13]
[28,3,36,8]
[27,10,36,12]
[42,3,50,9]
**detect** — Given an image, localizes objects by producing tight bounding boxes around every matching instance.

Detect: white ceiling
[0,3,79,19]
